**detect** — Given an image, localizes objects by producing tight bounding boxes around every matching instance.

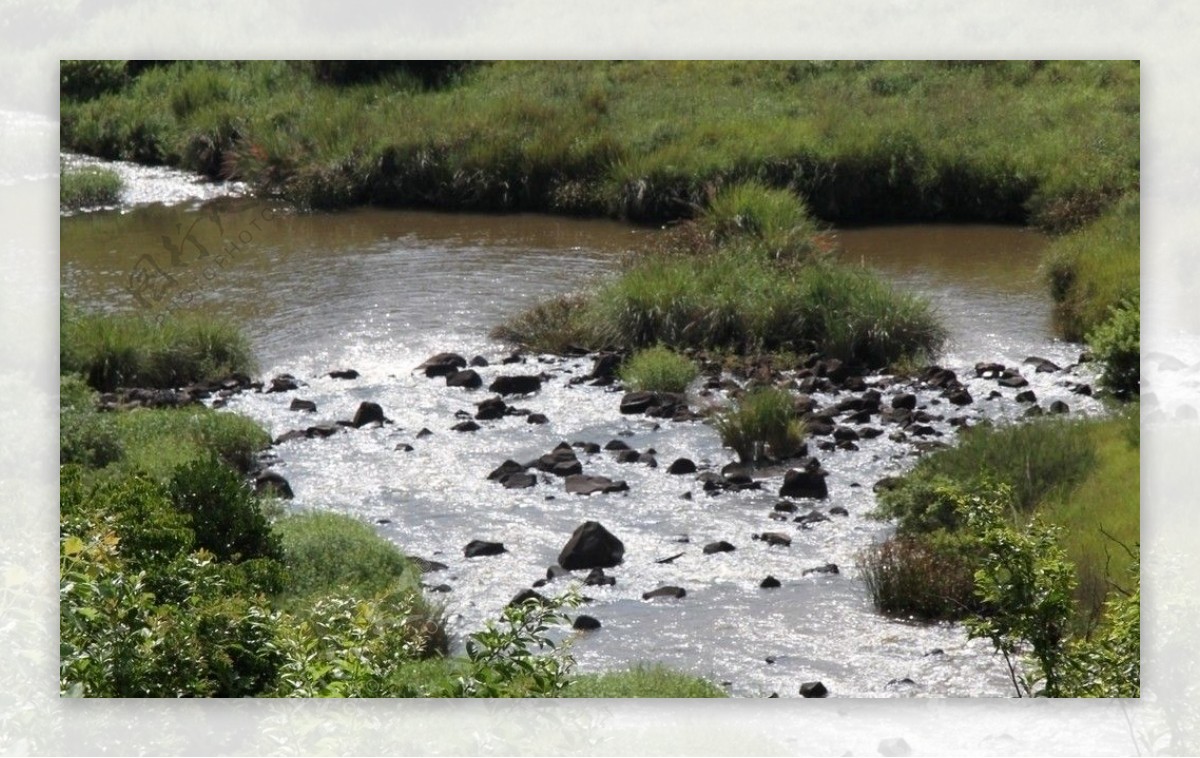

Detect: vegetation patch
[713,386,807,463]
[61,165,124,210]
[61,307,255,391]
[563,664,728,698]
[618,345,698,393]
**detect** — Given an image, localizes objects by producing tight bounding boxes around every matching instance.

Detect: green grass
[60,166,123,210]
[562,664,728,698]
[712,387,807,463]
[1044,193,1140,341]
[61,306,255,392]
[618,345,698,393]
[857,531,981,620]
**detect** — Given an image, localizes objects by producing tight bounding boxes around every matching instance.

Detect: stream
[60,157,1106,697]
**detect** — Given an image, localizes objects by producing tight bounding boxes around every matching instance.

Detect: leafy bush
[713,387,806,463]
[1057,560,1140,697]
[563,664,727,697]
[857,530,981,620]
[453,592,578,697]
[1088,296,1140,397]
[167,457,281,564]
[618,345,697,393]
[60,409,124,468]
[60,166,124,210]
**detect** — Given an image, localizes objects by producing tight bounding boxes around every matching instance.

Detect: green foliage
[959,484,1077,697]
[168,457,282,564]
[563,664,728,697]
[60,166,124,210]
[271,589,440,697]
[1088,296,1140,397]
[1057,560,1140,698]
[61,60,128,101]
[857,529,982,620]
[1044,193,1139,340]
[702,181,822,260]
[102,405,270,478]
[60,408,124,468]
[878,418,1098,519]
[453,592,578,697]
[618,345,698,393]
[713,386,806,463]
[61,307,255,392]
[275,511,418,601]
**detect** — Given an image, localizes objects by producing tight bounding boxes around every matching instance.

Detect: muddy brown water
[61,185,1100,697]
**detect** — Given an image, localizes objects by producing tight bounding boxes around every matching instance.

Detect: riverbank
[60,60,1141,388]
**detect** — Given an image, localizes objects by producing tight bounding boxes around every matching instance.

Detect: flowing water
[60,167,1106,698]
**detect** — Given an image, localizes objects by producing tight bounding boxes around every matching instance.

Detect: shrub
[453,592,578,697]
[1088,296,1140,397]
[60,60,128,101]
[60,409,124,468]
[712,387,806,463]
[702,181,821,261]
[60,166,124,210]
[110,406,270,478]
[563,664,727,697]
[1058,559,1139,698]
[61,308,255,392]
[857,531,981,620]
[618,345,697,393]
[167,457,281,564]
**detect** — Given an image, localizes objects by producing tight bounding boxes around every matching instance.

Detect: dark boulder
[328,368,359,380]
[667,457,697,475]
[1024,356,1062,373]
[799,681,828,698]
[859,426,884,439]
[351,401,387,428]
[588,352,624,381]
[703,540,737,555]
[998,372,1029,388]
[451,420,481,433]
[1049,400,1070,414]
[1015,390,1038,403]
[829,505,849,517]
[526,413,549,425]
[807,420,835,437]
[833,426,860,442]
[585,568,616,587]
[415,428,433,438]
[974,361,1005,377]
[418,353,467,378]
[891,393,918,411]
[604,439,631,451]
[756,532,792,547]
[945,388,973,406]
[395,443,414,452]
[464,540,507,558]
[475,396,510,420]
[289,398,317,412]
[470,355,489,367]
[266,374,300,393]
[558,521,625,570]
[488,460,527,481]
[642,586,686,600]
[446,369,483,389]
[509,589,548,608]
[780,468,829,500]
[573,615,602,631]
[615,449,642,463]
[760,576,781,589]
[254,471,293,499]
[274,429,308,444]
[489,374,542,396]
[920,366,958,389]
[501,473,537,489]
[795,510,829,528]
[564,474,629,495]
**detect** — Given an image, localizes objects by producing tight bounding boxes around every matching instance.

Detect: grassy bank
[60,165,123,210]
[61,61,1138,231]
[858,410,1139,696]
[61,305,255,391]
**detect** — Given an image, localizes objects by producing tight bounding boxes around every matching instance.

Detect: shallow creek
[60,160,1104,697]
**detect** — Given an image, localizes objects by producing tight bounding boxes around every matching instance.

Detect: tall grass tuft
[857,533,981,620]
[713,387,806,463]
[563,664,727,698]
[61,308,255,391]
[701,181,822,261]
[618,345,697,393]
[61,166,123,210]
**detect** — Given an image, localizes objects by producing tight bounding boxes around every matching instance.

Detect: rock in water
[463,540,506,558]
[558,521,625,570]
[351,401,386,428]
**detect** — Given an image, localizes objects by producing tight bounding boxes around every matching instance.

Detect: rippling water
[61,187,1107,697]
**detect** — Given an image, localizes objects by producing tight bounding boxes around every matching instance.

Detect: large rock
[488,460,527,481]
[642,586,687,600]
[351,401,387,428]
[703,540,736,555]
[446,369,483,389]
[558,521,625,570]
[799,681,828,698]
[489,374,543,396]
[1024,356,1062,373]
[418,353,467,378]
[667,457,697,475]
[463,540,506,558]
[779,467,829,500]
[254,471,293,499]
[328,368,359,380]
[564,474,629,496]
[619,390,687,417]
[475,396,510,420]
[289,398,317,412]
[266,374,300,393]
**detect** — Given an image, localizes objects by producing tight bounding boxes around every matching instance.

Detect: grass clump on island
[61,305,255,391]
[60,165,123,210]
[496,182,946,368]
[618,345,698,393]
[713,387,807,463]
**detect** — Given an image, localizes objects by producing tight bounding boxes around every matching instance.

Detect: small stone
[573,615,602,631]
[799,681,828,698]
[760,576,781,589]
